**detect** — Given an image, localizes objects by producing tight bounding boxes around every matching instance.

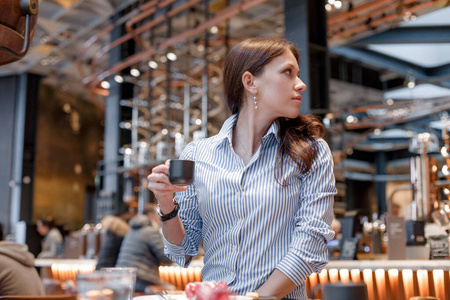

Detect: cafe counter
[35,259,450,300]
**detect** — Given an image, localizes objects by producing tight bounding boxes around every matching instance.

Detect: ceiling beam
[349,26,450,46]
[330,46,430,78]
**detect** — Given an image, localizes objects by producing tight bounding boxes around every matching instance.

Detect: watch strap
[157,200,180,222]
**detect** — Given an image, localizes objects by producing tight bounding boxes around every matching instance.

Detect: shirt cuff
[163,234,192,267]
[276,251,315,285]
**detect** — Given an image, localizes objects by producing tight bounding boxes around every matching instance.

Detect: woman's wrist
[157,198,177,214]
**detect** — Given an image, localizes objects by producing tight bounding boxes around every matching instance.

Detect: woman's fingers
[147,172,170,184]
[148,181,187,192]
[151,164,169,175]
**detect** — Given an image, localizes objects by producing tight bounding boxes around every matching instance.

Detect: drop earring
[253,94,258,110]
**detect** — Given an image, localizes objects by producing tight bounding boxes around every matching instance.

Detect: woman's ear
[242,71,257,94]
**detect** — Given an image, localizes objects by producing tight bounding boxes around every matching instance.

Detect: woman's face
[36,221,49,236]
[253,50,307,119]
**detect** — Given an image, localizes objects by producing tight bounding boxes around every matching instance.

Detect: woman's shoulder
[314,137,332,153]
[179,134,224,160]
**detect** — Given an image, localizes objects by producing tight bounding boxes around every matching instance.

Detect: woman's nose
[295,77,307,92]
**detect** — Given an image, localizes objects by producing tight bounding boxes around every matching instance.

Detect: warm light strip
[433,269,445,300]
[329,268,339,283]
[388,269,399,300]
[417,269,429,296]
[159,266,202,289]
[308,272,319,299]
[51,263,96,282]
[350,269,361,283]
[375,269,386,300]
[318,269,328,284]
[363,269,375,300]
[339,269,350,284]
[402,269,414,300]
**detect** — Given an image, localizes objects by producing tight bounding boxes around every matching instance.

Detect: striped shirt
[164,114,336,299]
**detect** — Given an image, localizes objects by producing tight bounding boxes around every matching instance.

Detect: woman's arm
[256,269,297,300]
[147,161,187,246]
[259,140,336,298]
[147,142,203,267]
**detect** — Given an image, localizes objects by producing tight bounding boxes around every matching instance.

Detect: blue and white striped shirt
[164,114,336,299]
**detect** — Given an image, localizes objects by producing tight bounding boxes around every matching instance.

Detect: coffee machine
[407,132,439,246]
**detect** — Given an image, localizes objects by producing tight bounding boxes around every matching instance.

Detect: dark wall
[33,84,104,230]
[0,75,18,236]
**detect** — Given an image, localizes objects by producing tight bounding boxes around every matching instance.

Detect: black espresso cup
[169,159,195,186]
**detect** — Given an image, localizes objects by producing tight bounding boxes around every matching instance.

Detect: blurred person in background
[0,240,45,295]
[96,215,131,270]
[36,217,63,258]
[116,203,172,292]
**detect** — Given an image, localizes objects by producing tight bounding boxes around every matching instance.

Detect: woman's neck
[233,105,273,162]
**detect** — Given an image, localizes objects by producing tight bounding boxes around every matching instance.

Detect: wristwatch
[156,200,180,222]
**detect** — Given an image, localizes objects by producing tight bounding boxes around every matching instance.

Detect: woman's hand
[147,160,188,212]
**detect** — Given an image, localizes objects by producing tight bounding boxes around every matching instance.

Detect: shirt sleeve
[163,141,203,267]
[276,139,336,285]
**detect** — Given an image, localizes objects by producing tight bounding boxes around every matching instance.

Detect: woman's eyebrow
[282,63,300,72]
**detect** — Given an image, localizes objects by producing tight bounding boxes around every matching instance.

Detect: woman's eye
[284,69,291,75]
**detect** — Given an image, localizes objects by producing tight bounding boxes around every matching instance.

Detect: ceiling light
[167,52,177,61]
[100,81,110,89]
[148,60,158,69]
[197,44,205,52]
[334,1,342,9]
[175,132,182,139]
[346,115,357,123]
[443,165,449,176]
[328,0,335,4]
[210,26,218,34]
[160,56,167,63]
[161,129,168,135]
[130,68,140,77]
[325,4,332,11]
[195,119,202,125]
[405,73,416,89]
[386,99,394,106]
[114,75,124,83]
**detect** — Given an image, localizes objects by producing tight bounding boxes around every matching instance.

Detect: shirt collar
[211,114,280,148]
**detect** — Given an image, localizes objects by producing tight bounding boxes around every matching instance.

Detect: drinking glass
[101,267,137,300]
[76,271,107,300]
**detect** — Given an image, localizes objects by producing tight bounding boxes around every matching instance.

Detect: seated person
[0,240,45,295]
[96,215,131,270]
[116,203,172,292]
[36,217,63,258]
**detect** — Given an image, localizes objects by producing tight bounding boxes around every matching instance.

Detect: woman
[36,218,63,258]
[147,37,336,299]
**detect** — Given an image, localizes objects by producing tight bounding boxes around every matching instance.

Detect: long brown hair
[223,37,324,184]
